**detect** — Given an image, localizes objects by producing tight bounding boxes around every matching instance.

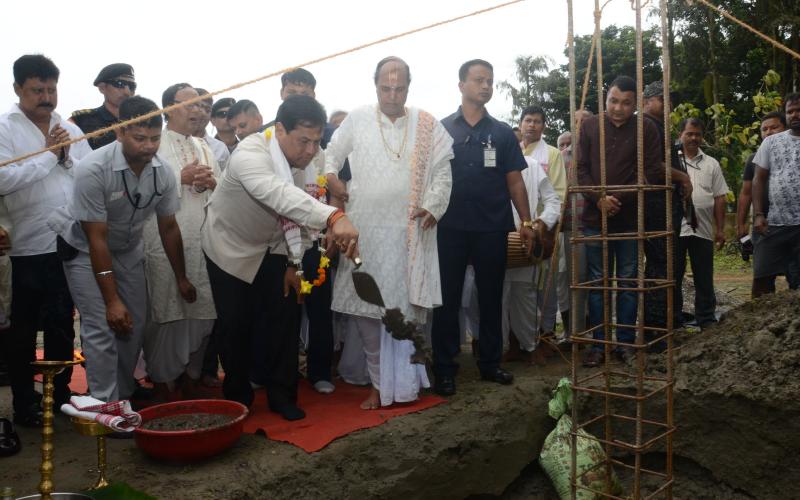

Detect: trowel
[351,258,430,364]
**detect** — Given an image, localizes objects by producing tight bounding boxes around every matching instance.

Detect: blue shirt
[439,107,527,232]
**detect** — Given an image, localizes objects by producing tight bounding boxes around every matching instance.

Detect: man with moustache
[432,59,536,396]
[48,96,195,402]
[71,63,136,150]
[675,118,728,329]
[142,83,219,401]
[751,93,800,296]
[0,55,92,425]
[210,97,238,153]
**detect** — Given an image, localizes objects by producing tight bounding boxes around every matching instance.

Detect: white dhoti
[143,318,213,383]
[351,315,429,407]
[502,278,541,352]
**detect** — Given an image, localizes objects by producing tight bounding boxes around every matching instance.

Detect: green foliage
[498,25,661,144]
[669,71,783,198]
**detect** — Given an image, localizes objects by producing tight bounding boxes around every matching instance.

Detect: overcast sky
[0,0,656,131]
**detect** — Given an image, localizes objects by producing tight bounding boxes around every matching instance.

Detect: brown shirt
[577,113,664,232]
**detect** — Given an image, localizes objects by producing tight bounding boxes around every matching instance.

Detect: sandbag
[539,378,622,499]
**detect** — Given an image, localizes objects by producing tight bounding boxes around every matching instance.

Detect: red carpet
[35,351,445,452]
[242,381,446,452]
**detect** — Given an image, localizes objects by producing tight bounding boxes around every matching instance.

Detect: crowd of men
[0,53,797,446]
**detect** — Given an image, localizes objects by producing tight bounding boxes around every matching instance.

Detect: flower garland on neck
[298,173,332,295]
[264,127,331,295]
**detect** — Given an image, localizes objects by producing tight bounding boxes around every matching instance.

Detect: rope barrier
[0,0,524,169]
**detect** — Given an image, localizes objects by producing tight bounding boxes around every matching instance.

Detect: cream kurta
[143,130,218,323]
[324,105,453,324]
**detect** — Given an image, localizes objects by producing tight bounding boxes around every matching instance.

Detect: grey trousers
[63,251,146,402]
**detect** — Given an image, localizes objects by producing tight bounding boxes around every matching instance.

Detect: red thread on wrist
[327,209,346,228]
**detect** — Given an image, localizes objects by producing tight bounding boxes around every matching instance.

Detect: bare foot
[360,387,380,410]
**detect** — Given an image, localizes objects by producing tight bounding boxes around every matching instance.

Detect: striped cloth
[61,395,142,432]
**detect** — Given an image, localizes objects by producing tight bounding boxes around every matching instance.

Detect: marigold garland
[299,245,331,294]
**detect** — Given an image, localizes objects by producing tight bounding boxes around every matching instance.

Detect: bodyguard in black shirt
[432,59,536,396]
[71,63,136,149]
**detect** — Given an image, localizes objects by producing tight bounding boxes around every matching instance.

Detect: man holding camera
[675,118,729,329]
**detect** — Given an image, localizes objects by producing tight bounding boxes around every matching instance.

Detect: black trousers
[676,235,717,325]
[205,252,299,409]
[432,228,507,378]
[301,245,333,384]
[200,322,222,378]
[644,189,684,329]
[4,253,74,413]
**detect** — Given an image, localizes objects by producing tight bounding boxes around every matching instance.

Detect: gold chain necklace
[377,106,408,160]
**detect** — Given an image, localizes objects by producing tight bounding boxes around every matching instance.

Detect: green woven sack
[539,378,622,499]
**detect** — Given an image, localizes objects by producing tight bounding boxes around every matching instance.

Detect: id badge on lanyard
[483,134,497,168]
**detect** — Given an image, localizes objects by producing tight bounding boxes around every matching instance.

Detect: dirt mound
[678,290,800,404]
[570,290,800,498]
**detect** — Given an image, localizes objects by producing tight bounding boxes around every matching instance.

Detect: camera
[740,234,754,261]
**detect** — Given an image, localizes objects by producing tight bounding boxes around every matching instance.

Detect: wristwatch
[521,220,534,229]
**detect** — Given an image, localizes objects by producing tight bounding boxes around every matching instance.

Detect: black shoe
[480,368,514,386]
[0,418,21,457]
[434,376,456,396]
[13,409,43,428]
[272,404,305,421]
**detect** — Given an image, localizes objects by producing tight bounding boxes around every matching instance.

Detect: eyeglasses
[105,79,137,92]
[212,109,228,118]
[173,99,202,110]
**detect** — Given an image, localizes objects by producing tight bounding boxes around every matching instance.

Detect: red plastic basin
[134,399,248,463]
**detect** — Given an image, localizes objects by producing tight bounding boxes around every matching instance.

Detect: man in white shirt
[675,117,729,329]
[0,55,91,426]
[202,95,358,420]
[210,97,238,153]
[502,157,561,365]
[324,57,454,409]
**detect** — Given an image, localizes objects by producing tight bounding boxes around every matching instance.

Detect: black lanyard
[120,167,162,212]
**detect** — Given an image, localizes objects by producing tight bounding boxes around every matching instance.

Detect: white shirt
[680,148,729,240]
[0,104,91,256]
[203,133,230,171]
[201,131,335,284]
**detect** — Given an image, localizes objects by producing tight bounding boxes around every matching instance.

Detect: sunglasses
[105,79,137,92]
[212,109,228,118]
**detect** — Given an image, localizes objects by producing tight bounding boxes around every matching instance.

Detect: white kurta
[325,105,453,406]
[143,130,219,382]
[502,151,562,351]
[324,105,453,324]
